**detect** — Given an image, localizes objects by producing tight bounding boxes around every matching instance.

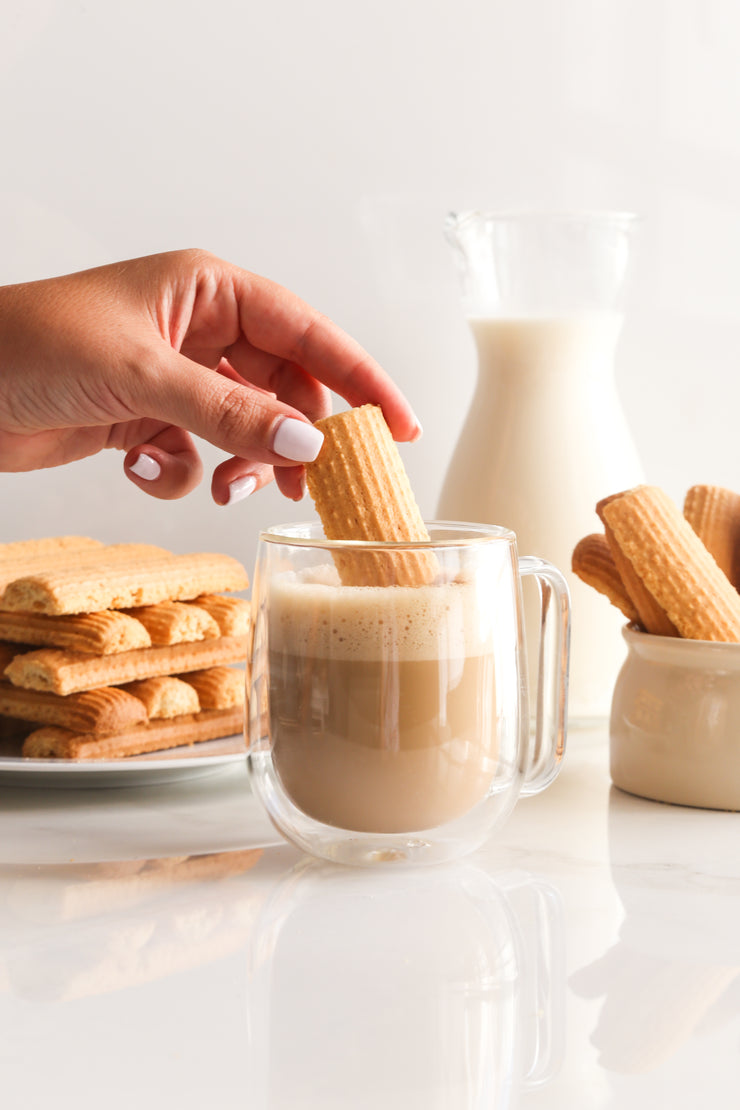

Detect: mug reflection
[246,860,564,1109]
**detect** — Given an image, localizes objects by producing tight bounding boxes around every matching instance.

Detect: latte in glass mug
[268,570,498,833]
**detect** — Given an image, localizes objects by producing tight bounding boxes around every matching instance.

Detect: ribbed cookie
[0,682,148,734]
[192,595,250,637]
[597,493,679,637]
[22,706,243,760]
[0,609,152,654]
[305,404,436,587]
[683,485,740,590]
[122,676,200,719]
[571,533,639,623]
[600,485,740,641]
[1,551,249,615]
[183,666,245,709]
[123,600,220,645]
[4,635,247,695]
[0,543,170,596]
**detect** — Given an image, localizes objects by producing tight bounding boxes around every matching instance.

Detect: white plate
[0,734,247,788]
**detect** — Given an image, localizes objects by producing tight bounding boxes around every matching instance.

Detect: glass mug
[246,521,570,865]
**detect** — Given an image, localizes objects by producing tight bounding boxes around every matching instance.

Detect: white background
[2,0,739,574]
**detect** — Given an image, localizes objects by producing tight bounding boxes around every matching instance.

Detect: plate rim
[0,734,247,776]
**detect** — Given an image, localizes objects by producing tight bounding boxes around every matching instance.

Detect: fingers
[211,459,275,506]
[124,426,203,500]
[134,348,327,469]
[231,271,422,442]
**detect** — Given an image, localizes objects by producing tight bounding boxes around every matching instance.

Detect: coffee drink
[268,568,498,832]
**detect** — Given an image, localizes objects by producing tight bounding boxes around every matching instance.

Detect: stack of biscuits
[572,484,740,641]
[0,536,250,760]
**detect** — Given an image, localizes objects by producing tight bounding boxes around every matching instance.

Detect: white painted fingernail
[273,418,324,463]
[226,474,258,506]
[129,453,161,481]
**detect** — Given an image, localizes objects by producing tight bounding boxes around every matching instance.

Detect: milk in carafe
[438,210,645,722]
[438,311,643,720]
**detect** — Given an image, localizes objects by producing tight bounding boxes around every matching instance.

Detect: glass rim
[259,519,517,550]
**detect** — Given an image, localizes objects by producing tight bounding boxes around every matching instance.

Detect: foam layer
[269,568,493,662]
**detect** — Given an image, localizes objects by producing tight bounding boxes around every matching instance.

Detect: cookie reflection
[571,787,740,1074]
[1,850,264,1000]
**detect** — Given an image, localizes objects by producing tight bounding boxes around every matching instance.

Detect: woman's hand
[0,249,420,503]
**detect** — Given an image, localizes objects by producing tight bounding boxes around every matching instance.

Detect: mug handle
[518,556,570,795]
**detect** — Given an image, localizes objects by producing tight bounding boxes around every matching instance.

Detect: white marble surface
[1,726,738,1109]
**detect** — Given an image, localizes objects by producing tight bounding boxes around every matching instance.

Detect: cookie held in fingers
[571,533,639,624]
[305,404,436,587]
[600,485,740,642]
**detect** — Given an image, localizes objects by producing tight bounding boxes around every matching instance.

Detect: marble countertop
[1,725,738,1109]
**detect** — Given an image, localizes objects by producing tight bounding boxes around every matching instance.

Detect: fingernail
[273,417,324,463]
[411,419,423,442]
[226,474,258,506]
[129,453,161,481]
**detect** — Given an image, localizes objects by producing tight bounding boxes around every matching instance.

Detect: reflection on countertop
[570,785,740,1076]
[0,727,739,1109]
[244,859,564,1108]
[0,851,266,1002]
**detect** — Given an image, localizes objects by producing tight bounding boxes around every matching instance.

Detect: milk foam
[269,567,492,662]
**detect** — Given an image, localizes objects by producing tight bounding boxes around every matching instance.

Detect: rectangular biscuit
[123,600,220,645]
[0,536,103,561]
[122,676,201,719]
[182,666,245,710]
[22,707,244,760]
[3,635,247,696]
[0,543,170,596]
[0,609,152,654]
[1,550,249,616]
[0,682,148,735]
[192,595,250,637]
[305,404,436,587]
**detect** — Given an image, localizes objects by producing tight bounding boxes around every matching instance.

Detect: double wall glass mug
[246,522,570,866]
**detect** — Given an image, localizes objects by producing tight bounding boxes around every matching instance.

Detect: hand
[0,249,421,503]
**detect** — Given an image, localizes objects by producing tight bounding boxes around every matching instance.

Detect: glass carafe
[438,211,644,722]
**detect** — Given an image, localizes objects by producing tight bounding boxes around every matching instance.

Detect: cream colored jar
[610,625,740,810]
